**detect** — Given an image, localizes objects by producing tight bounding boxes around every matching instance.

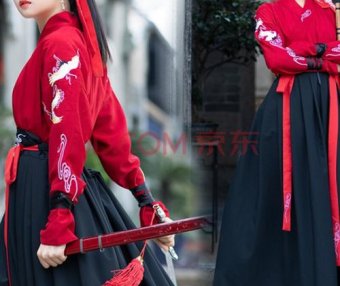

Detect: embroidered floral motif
[42,86,65,124]
[301,9,312,22]
[256,18,283,48]
[325,44,340,57]
[283,193,292,224]
[334,222,340,260]
[255,17,307,66]
[15,133,26,145]
[332,45,340,53]
[42,102,52,121]
[48,52,80,86]
[286,48,307,66]
[51,86,65,124]
[57,134,78,201]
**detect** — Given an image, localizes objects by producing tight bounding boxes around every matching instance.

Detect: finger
[46,259,59,268]
[157,236,172,244]
[37,249,50,269]
[155,240,170,252]
[41,254,59,268]
[39,255,57,268]
[38,249,61,268]
[52,249,67,263]
[157,235,175,246]
[48,255,66,266]
[155,237,175,251]
[157,238,172,247]
[37,255,50,269]
[49,248,68,265]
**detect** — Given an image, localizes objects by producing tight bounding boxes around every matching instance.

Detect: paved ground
[176,269,213,286]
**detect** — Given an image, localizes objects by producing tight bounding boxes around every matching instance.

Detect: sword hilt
[153,204,179,260]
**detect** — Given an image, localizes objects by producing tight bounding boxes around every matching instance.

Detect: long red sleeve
[255,4,337,75]
[41,38,89,203]
[324,41,340,64]
[40,33,91,245]
[11,12,165,247]
[90,79,146,190]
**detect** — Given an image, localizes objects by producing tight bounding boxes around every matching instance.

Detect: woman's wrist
[40,208,78,246]
[130,183,155,207]
[315,43,327,58]
[50,191,74,210]
[139,201,170,227]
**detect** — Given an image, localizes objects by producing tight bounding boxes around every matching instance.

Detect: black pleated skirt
[0,140,174,286]
[214,72,340,286]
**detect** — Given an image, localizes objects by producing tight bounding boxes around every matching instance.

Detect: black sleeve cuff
[315,43,327,58]
[50,191,74,210]
[307,57,322,70]
[130,183,155,207]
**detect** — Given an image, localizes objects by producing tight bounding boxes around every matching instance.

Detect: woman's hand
[154,217,175,252]
[338,65,340,73]
[37,244,67,269]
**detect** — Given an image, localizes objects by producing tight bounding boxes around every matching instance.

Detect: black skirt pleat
[214,72,340,286]
[0,147,174,286]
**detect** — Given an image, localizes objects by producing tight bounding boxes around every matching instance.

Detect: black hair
[69,0,111,63]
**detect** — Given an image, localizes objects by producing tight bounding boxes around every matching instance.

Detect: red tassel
[103,256,144,286]
[103,206,158,285]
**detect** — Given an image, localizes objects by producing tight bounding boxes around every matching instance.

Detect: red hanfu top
[255,0,340,265]
[12,12,146,245]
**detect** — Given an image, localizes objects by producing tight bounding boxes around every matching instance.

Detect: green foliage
[193,0,262,66]
[85,131,197,218]
[192,0,262,106]
[0,108,15,159]
[131,132,197,218]
[85,146,111,185]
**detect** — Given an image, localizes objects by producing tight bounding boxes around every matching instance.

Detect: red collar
[39,11,80,43]
[278,0,335,11]
[278,0,312,11]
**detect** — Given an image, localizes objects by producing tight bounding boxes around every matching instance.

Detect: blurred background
[0,0,213,285]
[191,0,272,283]
[0,0,275,284]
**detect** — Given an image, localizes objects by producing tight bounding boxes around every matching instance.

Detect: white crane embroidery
[42,86,65,124]
[50,88,64,124]
[49,53,80,86]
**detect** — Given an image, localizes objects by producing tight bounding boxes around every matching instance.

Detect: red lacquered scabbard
[65,216,210,255]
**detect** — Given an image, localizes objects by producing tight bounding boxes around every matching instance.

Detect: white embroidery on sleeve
[48,52,80,86]
[256,18,283,48]
[286,48,307,66]
[42,102,52,120]
[15,134,26,145]
[50,86,65,124]
[42,86,65,124]
[57,134,78,201]
[255,17,307,66]
[325,44,340,57]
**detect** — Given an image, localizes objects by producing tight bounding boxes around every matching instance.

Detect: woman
[214,0,340,285]
[0,0,175,285]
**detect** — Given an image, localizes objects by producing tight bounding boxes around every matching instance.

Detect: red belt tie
[4,144,39,286]
[277,75,340,265]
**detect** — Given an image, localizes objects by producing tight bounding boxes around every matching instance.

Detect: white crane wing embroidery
[49,54,80,86]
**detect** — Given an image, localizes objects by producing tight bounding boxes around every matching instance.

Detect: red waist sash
[4,144,39,286]
[277,74,340,265]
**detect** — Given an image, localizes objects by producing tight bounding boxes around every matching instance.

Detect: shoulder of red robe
[314,0,336,11]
